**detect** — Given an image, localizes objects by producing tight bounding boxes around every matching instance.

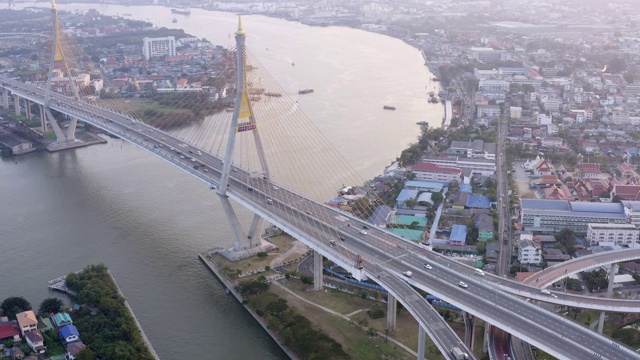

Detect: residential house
[16,311,37,336]
[66,341,86,360]
[543,185,573,200]
[395,189,418,209]
[449,224,468,245]
[24,329,45,354]
[518,238,542,264]
[466,195,492,209]
[477,214,494,241]
[59,324,80,344]
[52,312,73,330]
[0,323,20,342]
[618,163,640,182]
[541,137,563,148]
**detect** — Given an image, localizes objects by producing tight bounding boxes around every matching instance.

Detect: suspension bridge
[2,3,640,359]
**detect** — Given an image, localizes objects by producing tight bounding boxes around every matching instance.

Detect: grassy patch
[211,235,296,277]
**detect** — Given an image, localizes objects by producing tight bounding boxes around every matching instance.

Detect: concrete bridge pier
[26,100,32,120]
[417,325,426,360]
[482,323,491,353]
[597,263,618,334]
[216,195,275,261]
[2,88,8,109]
[387,294,397,332]
[463,311,476,349]
[13,95,19,115]
[39,105,47,132]
[313,251,323,291]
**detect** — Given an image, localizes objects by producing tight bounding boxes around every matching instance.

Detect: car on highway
[329,239,336,245]
[248,187,254,192]
[144,138,149,141]
[266,199,273,204]
[305,211,312,215]
[197,151,202,156]
[403,271,412,277]
[424,264,433,270]
[179,155,185,159]
[359,230,367,235]
[458,281,468,288]
[540,289,551,295]
[339,236,346,241]
[273,186,279,190]
[362,225,370,229]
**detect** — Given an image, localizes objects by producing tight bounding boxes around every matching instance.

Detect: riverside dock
[47,275,77,296]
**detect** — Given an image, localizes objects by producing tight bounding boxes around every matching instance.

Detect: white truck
[451,347,469,360]
[403,271,412,277]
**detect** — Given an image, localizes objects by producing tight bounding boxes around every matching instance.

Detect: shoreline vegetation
[64,264,156,360]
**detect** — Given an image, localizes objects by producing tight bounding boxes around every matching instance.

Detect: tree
[76,348,96,360]
[609,57,626,74]
[0,297,31,320]
[431,192,444,205]
[555,228,577,256]
[38,298,63,315]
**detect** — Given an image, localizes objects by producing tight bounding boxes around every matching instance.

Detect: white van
[540,289,551,295]
[475,269,485,276]
[266,199,273,205]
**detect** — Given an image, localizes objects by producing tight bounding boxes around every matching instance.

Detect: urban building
[422,156,496,176]
[586,223,639,246]
[16,311,37,336]
[520,199,628,233]
[448,140,496,160]
[411,162,463,183]
[142,36,176,60]
[518,238,542,265]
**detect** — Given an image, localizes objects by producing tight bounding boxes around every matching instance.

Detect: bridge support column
[417,325,426,360]
[597,263,618,334]
[483,323,491,353]
[2,89,8,109]
[39,105,47,132]
[313,251,323,291]
[13,95,19,116]
[387,294,397,332]
[26,100,32,120]
[247,213,264,248]
[463,311,476,350]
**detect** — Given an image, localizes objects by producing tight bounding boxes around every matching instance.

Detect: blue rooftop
[466,195,491,209]
[459,184,473,193]
[404,180,447,191]
[569,202,624,213]
[396,189,419,202]
[450,224,468,243]
[60,324,79,339]
[367,205,391,226]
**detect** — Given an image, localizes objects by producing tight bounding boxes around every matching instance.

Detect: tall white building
[587,223,639,246]
[142,36,176,60]
[518,237,542,265]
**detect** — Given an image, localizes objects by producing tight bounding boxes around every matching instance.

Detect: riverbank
[109,270,160,360]
[199,251,299,360]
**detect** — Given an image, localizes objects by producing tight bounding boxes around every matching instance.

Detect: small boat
[429,97,439,103]
[225,288,230,294]
[172,18,177,23]
[298,89,314,94]
[122,13,132,16]
[171,8,191,15]
[428,91,435,96]
[383,105,396,110]
[416,121,428,126]
[291,62,295,66]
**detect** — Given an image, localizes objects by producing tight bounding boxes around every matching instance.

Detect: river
[3,4,440,359]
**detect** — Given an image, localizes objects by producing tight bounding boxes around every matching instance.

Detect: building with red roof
[0,323,20,341]
[411,162,462,183]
